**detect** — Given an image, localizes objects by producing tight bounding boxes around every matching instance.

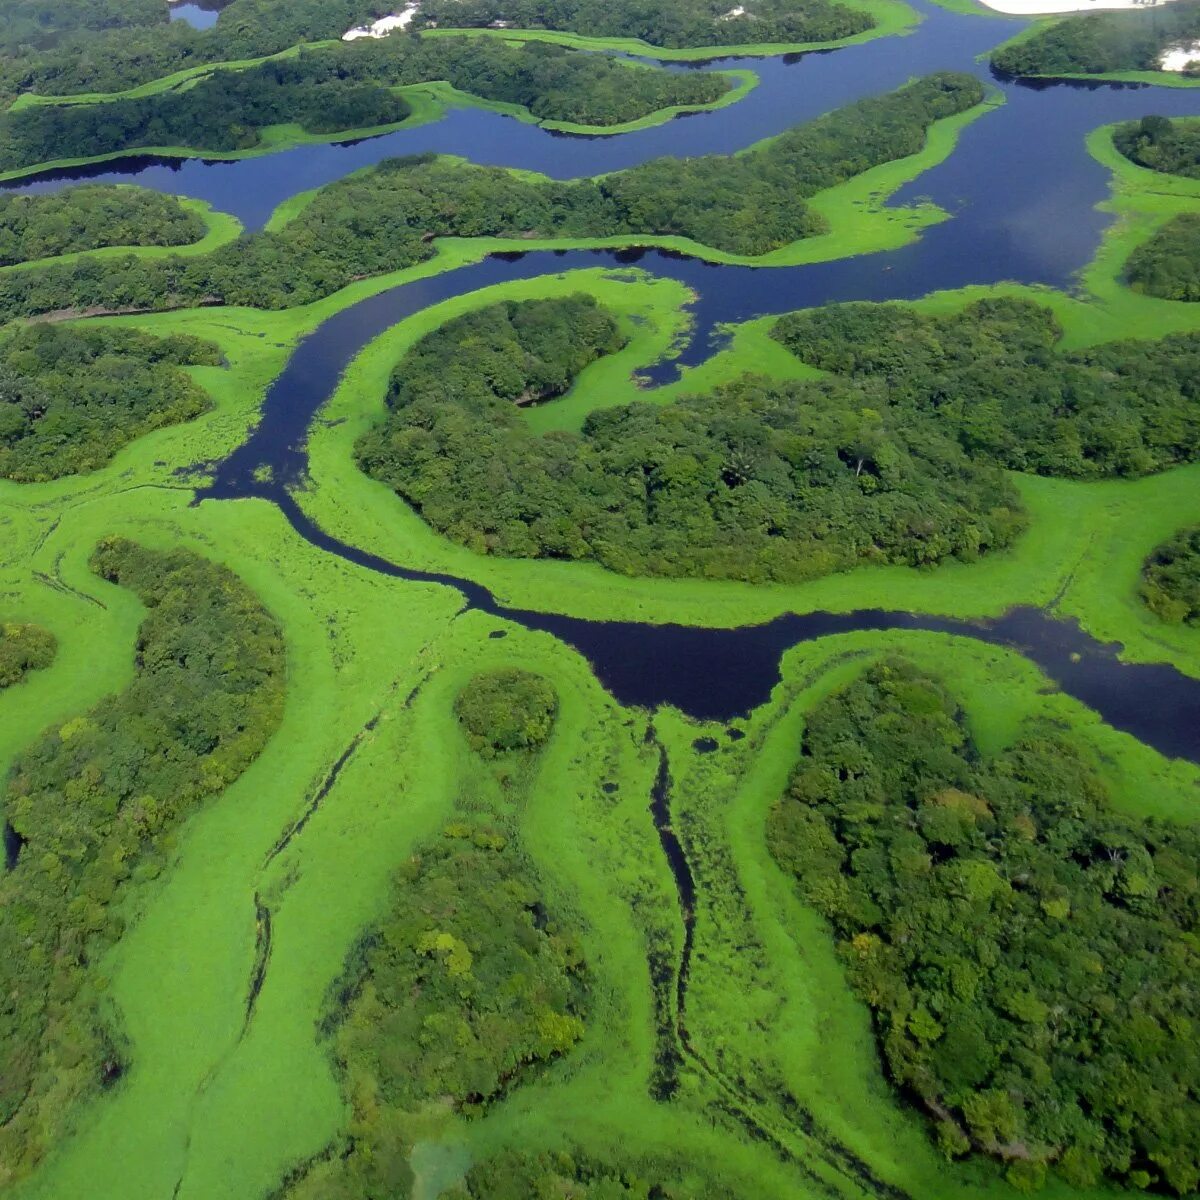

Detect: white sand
[977,0,1180,14]
[342,4,419,40]
[720,6,749,18]
[1160,39,1200,69]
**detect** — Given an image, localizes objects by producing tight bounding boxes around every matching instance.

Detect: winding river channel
[14,0,1200,756]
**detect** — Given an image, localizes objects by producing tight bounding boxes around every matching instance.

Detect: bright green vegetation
[0,323,219,482]
[991,1,1200,78]
[1114,114,1200,179]
[1141,525,1200,625]
[358,293,1021,582]
[768,658,1200,1195]
[0,73,983,320]
[453,668,560,757]
[1126,212,1200,300]
[775,295,1200,477]
[411,0,874,49]
[0,186,205,266]
[0,38,731,172]
[0,622,54,688]
[0,537,285,1182]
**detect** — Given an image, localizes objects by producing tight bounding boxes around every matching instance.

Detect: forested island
[773,297,1200,477]
[992,0,1200,77]
[0,324,219,482]
[0,187,205,264]
[0,72,982,320]
[769,659,1200,1194]
[0,539,286,1179]
[0,37,731,171]
[357,294,1021,581]
[1115,114,1200,178]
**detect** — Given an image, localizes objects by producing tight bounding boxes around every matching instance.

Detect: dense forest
[0,0,386,100]
[0,0,164,57]
[1141,525,1200,624]
[0,37,730,171]
[454,667,560,756]
[774,296,1200,477]
[0,539,285,1179]
[1125,212,1200,301]
[1114,114,1200,179]
[411,0,873,48]
[0,0,874,101]
[0,186,205,265]
[0,73,983,320]
[0,621,54,688]
[356,295,1022,582]
[991,0,1200,76]
[0,324,219,483]
[768,659,1200,1194]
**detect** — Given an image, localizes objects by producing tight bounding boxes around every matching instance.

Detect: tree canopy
[413,0,874,48]
[454,668,560,757]
[357,294,1022,583]
[1126,212,1200,301]
[1114,114,1200,179]
[774,295,1200,477]
[299,821,587,1198]
[0,0,871,101]
[768,659,1200,1195]
[0,323,219,482]
[1141,525,1200,625]
[991,1,1200,77]
[0,622,55,689]
[0,186,205,265]
[0,539,285,1179]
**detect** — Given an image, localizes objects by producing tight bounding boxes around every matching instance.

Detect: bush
[0,622,55,688]
[1141,525,1200,624]
[454,667,559,756]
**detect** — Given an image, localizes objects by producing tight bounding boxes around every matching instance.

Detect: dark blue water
[167,0,228,30]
